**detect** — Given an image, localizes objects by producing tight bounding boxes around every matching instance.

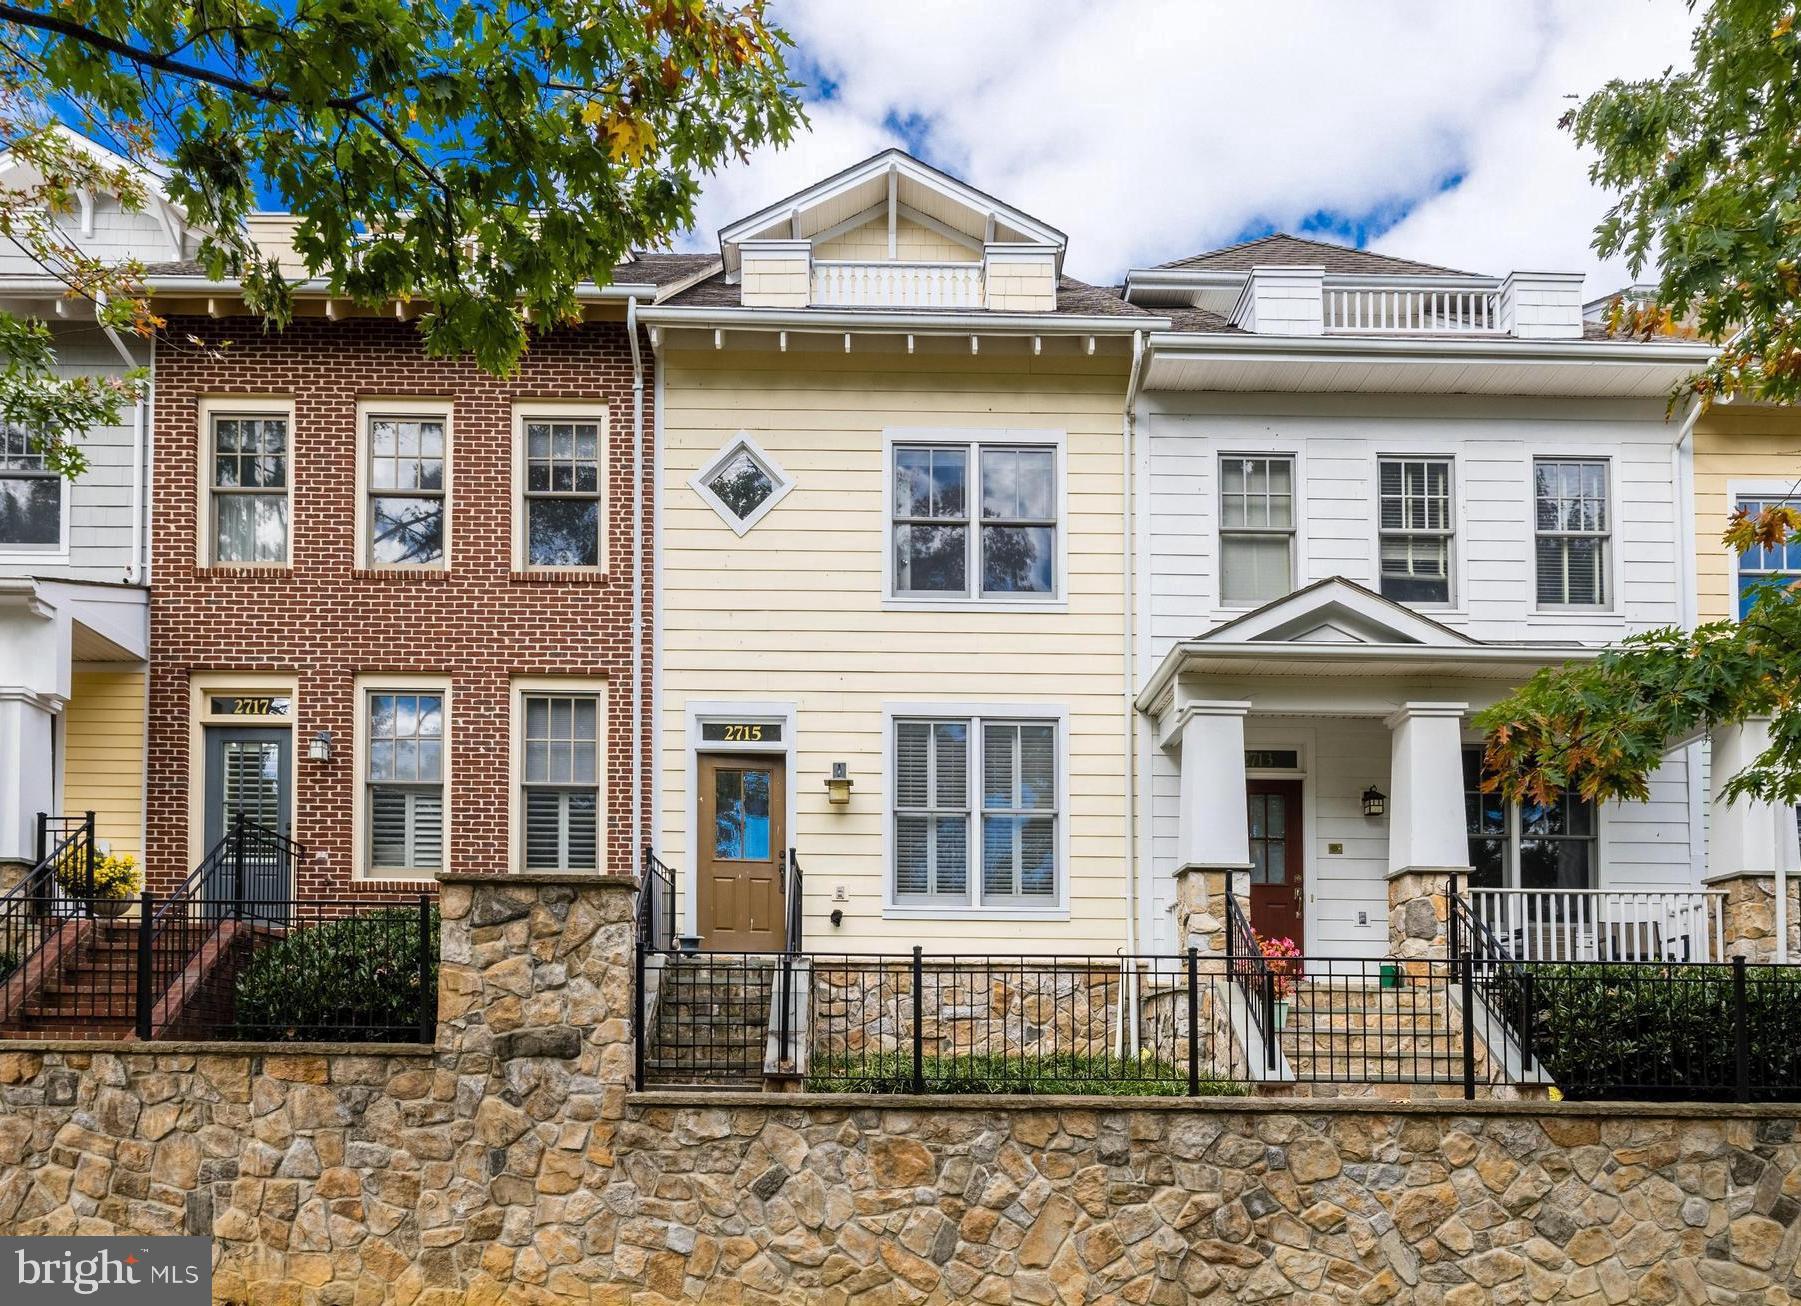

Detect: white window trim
[881,701,1071,920]
[1372,452,1458,610]
[511,400,610,572]
[1216,449,1300,611]
[882,428,1068,612]
[508,675,609,875]
[195,396,295,568]
[0,421,70,561]
[682,700,797,942]
[185,672,299,874]
[1461,739,1608,890]
[355,397,454,570]
[1726,477,1801,621]
[353,673,452,882]
[689,429,794,536]
[1527,452,1616,616]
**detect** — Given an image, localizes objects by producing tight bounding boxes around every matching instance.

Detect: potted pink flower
[1257,934,1303,1030]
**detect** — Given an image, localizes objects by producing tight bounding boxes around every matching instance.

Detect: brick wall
[146,315,652,897]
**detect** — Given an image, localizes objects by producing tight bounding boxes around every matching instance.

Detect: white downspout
[1120,329,1147,1054]
[628,297,645,872]
[96,295,147,584]
[1673,397,1707,889]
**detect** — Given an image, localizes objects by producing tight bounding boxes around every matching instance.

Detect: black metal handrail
[1224,891,1281,1071]
[638,847,677,953]
[784,847,804,956]
[0,814,98,1023]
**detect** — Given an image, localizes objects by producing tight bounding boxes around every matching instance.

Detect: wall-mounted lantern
[308,729,334,763]
[1361,785,1387,818]
[825,761,854,805]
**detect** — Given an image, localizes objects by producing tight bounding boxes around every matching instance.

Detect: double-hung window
[210,413,290,564]
[523,418,603,568]
[1462,747,1596,892]
[1735,496,1801,618]
[366,412,447,566]
[1533,459,1609,607]
[1378,457,1453,604]
[0,423,60,549]
[521,693,600,870]
[1219,455,1294,604]
[891,437,1058,599]
[367,690,445,876]
[893,714,1060,909]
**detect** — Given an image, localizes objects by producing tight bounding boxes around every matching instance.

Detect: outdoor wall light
[1361,786,1387,818]
[308,729,334,762]
[825,761,854,805]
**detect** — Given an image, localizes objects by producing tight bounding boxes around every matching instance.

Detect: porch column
[0,688,60,887]
[1384,702,1471,960]
[1172,701,1253,960]
[1706,719,1801,961]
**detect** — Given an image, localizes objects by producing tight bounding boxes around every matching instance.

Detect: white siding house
[0,130,178,874]
[1124,236,1724,959]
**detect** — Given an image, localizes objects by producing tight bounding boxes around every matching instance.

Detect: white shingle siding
[1498,272,1585,340]
[0,193,181,277]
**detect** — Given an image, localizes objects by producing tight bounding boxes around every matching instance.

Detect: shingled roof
[141,250,722,295]
[1158,233,1481,279]
[660,271,1155,318]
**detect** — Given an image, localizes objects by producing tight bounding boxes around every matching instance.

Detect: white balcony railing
[811,260,984,309]
[1324,285,1500,334]
[1467,888,1729,963]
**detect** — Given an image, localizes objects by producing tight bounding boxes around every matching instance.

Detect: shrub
[233,906,438,1042]
[0,948,16,983]
[1509,963,1801,1101]
[805,1051,1247,1097]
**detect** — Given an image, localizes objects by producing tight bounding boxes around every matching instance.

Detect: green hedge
[806,1051,1247,1097]
[1509,963,1801,1101]
[234,907,438,1042]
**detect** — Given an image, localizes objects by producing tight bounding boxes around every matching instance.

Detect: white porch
[1141,578,1712,960]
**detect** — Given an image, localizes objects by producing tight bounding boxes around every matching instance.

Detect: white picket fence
[1467,888,1728,962]
[810,261,984,309]
[1324,285,1500,334]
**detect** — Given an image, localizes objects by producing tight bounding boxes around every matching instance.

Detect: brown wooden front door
[697,753,787,951]
[1247,779,1304,950]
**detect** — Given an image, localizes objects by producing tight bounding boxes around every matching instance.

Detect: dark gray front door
[203,727,292,911]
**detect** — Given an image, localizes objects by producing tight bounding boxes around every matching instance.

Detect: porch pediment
[1196,577,1477,648]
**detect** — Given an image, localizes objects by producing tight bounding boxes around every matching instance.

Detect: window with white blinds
[1533,459,1609,607]
[367,691,445,874]
[1378,457,1453,605]
[893,715,1060,908]
[521,694,600,871]
[1219,455,1295,605]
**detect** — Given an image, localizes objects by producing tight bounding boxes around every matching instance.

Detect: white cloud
[678,0,1697,295]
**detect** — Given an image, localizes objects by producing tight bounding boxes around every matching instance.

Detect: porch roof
[1136,577,1600,715]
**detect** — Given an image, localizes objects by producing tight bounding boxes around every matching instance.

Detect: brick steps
[0,922,141,1040]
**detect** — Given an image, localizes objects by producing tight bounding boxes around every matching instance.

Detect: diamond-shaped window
[690,433,792,535]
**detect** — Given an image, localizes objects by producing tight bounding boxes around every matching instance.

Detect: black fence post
[34,811,46,866]
[415,894,434,1045]
[1261,967,1277,1073]
[1447,877,1461,962]
[1733,955,1751,1103]
[910,945,925,1094]
[778,953,793,1072]
[1518,970,1535,1074]
[633,918,647,1090]
[1460,952,1477,1101]
[232,819,247,917]
[83,810,97,913]
[1185,946,1200,1096]
[134,892,155,1040]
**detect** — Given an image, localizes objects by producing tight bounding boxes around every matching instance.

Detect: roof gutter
[135,275,664,301]
[637,305,1169,334]
[1133,641,1606,716]
[1146,331,1719,366]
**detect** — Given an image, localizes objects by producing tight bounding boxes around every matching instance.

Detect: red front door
[1247,779,1304,950]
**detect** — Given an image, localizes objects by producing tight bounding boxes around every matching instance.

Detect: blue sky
[677,0,1697,293]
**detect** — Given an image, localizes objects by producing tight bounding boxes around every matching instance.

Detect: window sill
[509,569,611,585]
[882,597,1068,615]
[1526,607,1618,621]
[350,568,452,584]
[883,905,1070,922]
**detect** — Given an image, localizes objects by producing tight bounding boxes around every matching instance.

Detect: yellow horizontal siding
[1693,408,1801,622]
[62,668,146,863]
[814,216,976,264]
[660,348,1132,953]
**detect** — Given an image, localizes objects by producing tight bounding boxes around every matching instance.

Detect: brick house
[143,254,714,898]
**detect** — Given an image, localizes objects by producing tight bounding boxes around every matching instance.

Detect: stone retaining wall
[1,873,1799,1304]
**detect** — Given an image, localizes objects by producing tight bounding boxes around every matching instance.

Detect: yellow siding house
[644,152,1160,953]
